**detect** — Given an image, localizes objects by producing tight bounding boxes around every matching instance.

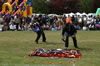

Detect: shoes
[35,41,38,44]
[64,47,68,50]
[35,40,47,44]
[43,40,46,42]
[75,46,79,49]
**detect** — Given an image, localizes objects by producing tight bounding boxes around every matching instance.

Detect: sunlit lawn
[0,30,100,66]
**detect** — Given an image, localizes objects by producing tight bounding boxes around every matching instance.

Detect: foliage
[0,0,99,14]
[32,0,94,14]
[48,0,79,14]
[93,0,100,12]
[33,0,50,14]
[79,0,93,13]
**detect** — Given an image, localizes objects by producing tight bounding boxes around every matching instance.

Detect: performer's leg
[42,31,46,42]
[65,36,69,48]
[16,23,19,30]
[35,32,41,43]
[72,37,78,48]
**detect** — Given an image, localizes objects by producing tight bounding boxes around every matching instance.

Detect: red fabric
[29,49,82,58]
[92,19,95,24]
[27,6,30,16]
[21,13,23,16]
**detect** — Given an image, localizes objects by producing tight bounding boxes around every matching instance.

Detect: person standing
[33,15,46,44]
[15,15,21,30]
[5,15,11,30]
[0,15,3,23]
[33,22,46,44]
[62,23,78,49]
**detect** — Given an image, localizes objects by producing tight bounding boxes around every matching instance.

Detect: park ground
[0,31,100,66]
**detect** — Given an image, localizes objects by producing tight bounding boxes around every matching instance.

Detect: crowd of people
[0,13,100,31]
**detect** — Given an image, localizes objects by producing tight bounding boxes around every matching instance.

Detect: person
[0,22,4,31]
[62,23,78,49]
[14,15,21,30]
[66,15,71,24]
[0,15,3,23]
[5,15,11,30]
[71,15,76,25]
[33,22,46,44]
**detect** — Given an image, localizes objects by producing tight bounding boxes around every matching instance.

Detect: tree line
[33,0,99,14]
[0,0,100,14]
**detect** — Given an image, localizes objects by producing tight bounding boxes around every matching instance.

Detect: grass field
[0,31,100,66]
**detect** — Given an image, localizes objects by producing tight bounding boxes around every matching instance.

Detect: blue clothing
[34,26,40,32]
[65,32,72,36]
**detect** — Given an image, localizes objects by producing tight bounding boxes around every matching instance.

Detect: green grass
[0,31,100,66]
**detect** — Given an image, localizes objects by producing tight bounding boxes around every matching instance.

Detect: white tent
[63,14,68,17]
[82,12,87,16]
[88,13,96,17]
[69,12,75,17]
[76,12,81,15]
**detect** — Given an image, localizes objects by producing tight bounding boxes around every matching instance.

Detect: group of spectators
[0,13,100,31]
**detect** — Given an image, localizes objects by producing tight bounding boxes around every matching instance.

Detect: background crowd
[0,13,100,31]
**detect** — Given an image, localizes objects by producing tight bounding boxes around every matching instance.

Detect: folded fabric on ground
[29,48,82,58]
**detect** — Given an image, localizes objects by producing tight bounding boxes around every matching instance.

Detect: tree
[48,0,79,14]
[79,0,93,13]
[93,0,100,12]
[33,0,50,14]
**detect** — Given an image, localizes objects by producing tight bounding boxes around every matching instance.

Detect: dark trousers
[65,36,78,48]
[35,31,46,42]
[16,23,19,30]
